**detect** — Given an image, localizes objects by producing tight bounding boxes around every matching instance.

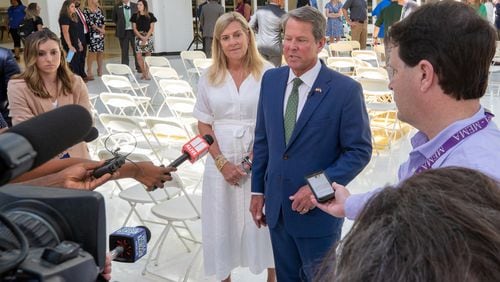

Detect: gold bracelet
[215,154,228,171]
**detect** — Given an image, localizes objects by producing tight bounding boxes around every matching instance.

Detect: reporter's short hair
[389,1,496,100]
[316,167,500,282]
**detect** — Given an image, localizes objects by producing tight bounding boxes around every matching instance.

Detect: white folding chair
[106,63,150,96]
[157,79,196,117]
[97,149,181,226]
[355,66,389,80]
[142,175,202,282]
[329,41,353,57]
[180,50,206,82]
[149,66,181,106]
[98,114,164,162]
[145,56,172,68]
[99,92,148,117]
[101,75,153,114]
[318,48,330,62]
[373,44,386,67]
[326,57,358,75]
[351,50,379,67]
[192,58,213,77]
[357,77,392,103]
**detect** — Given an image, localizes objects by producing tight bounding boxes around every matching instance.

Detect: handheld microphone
[109,226,151,263]
[168,134,214,168]
[0,105,93,185]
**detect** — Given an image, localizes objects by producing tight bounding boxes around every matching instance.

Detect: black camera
[0,184,106,281]
[92,154,126,179]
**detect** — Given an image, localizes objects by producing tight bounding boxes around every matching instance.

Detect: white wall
[150,0,193,53]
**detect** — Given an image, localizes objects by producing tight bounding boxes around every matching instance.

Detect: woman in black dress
[131,0,157,80]
[59,0,86,79]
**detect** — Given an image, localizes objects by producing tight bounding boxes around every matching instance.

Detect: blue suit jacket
[251,64,372,237]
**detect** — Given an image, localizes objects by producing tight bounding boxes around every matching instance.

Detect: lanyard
[415,112,494,174]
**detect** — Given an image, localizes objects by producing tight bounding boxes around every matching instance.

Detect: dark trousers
[269,214,342,281]
[118,30,139,70]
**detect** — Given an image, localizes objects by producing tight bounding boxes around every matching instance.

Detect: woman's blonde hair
[25,2,39,20]
[207,12,264,86]
[13,29,75,99]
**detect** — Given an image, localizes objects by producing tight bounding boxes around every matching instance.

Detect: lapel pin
[314,88,322,93]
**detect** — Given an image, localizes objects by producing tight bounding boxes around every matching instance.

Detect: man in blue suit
[250,6,372,282]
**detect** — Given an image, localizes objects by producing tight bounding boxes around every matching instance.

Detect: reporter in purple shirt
[313,1,500,219]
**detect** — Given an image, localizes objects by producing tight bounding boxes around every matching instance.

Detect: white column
[150,0,194,53]
[39,0,64,37]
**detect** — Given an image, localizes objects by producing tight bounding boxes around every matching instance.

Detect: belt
[351,19,366,23]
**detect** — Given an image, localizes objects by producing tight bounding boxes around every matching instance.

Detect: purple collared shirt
[345,107,500,220]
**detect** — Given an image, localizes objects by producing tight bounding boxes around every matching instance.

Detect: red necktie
[76,9,89,34]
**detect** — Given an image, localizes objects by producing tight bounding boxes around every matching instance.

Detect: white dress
[193,65,274,280]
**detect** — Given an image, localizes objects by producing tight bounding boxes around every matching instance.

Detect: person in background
[371,0,390,41]
[249,0,285,67]
[83,0,105,79]
[313,1,500,223]
[200,0,224,57]
[324,0,344,44]
[315,167,500,282]
[496,0,500,39]
[7,29,92,159]
[73,0,90,81]
[485,0,495,26]
[7,0,25,60]
[193,12,276,282]
[250,6,372,282]
[235,0,252,21]
[0,47,20,127]
[468,0,487,18]
[131,0,156,80]
[21,2,44,39]
[59,0,87,81]
[112,0,140,72]
[342,0,368,49]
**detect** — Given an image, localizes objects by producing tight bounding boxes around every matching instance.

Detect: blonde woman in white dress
[193,12,275,282]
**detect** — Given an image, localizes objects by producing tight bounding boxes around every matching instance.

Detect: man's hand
[289,185,315,214]
[250,195,266,228]
[57,161,112,190]
[132,162,176,190]
[100,253,112,280]
[310,182,350,218]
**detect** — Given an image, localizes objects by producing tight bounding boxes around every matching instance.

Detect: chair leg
[142,223,171,275]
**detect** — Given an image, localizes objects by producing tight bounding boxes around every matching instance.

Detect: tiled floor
[4,35,499,280]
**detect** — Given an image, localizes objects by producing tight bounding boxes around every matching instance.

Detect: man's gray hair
[282,6,326,42]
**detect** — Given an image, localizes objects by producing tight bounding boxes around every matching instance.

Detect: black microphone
[0,105,93,185]
[168,134,214,168]
[84,127,99,143]
[109,226,151,262]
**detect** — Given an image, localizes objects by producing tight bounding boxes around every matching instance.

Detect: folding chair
[192,58,213,77]
[142,175,202,282]
[373,44,386,67]
[326,57,357,75]
[180,50,206,82]
[355,66,389,80]
[99,92,149,117]
[149,66,181,106]
[157,79,196,117]
[329,41,353,57]
[357,77,392,103]
[351,50,379,67]
[101,75,153,114]
[145,56,172,68]
[98,114,164,162]
[318,48,330,63]
[97,149,181,226]
[106,63,150,96]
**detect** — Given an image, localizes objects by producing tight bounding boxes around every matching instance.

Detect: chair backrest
[106,63,133,76]
[347,40,361,51]
[373,44,386,66]
[318,49,330,62]
[98,113,163,162]
[356,67,389,80]
[145,56,171,68]
[106,63,149,96]
[357,77,392,102]
[329,41,353,57]
[101,74,139,96]
[149,66,180,80]
[180,50,206,61]
[99,92,148,116]
[143,117,192,161]
[351,50,379,67]
[159,79,195,98]
[193,58,213,76]
[326,57,357,75]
